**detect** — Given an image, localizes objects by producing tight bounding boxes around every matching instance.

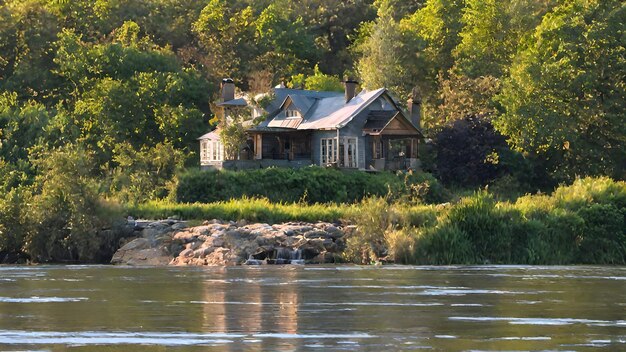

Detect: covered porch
[364,111,422,171]
[369,135,419,171]
[250,130,313,161]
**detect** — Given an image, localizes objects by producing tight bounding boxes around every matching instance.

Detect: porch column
[254,134,263,160]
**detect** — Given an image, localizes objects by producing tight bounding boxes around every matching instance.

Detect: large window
[320,138,338,165]
[339,137,358,168]
[200,140,223,164]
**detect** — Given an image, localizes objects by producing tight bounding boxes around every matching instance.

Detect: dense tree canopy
[0,0,623,202]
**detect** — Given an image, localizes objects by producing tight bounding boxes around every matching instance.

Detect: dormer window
[285,109,300,118]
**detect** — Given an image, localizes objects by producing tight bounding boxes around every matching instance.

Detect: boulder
[111,238,170,266]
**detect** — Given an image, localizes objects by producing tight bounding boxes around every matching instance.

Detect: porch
[368,135,420,171]
[251,131,312,161]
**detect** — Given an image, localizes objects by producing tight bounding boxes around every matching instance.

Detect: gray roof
[265,88,342,113]
[216,98,247,107]
[250,87,424,136]
[363,110,397,130]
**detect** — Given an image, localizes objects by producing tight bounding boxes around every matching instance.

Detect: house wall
[337,96,398,169]
[311,130,338,166]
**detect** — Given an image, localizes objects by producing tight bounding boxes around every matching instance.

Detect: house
[199,78,424,171]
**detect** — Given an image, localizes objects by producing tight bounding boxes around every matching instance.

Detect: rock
[111,237,170,266]
[173,231,195,243]
[171,222,188,231]
[303,230,328,239]
[211,237,225,247]
[179,248,194,258]
[113,218,349,267]
[119,238,151,251]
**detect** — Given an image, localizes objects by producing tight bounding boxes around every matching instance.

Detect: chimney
[220,78,235,102]
[408,87,422,128]
[343,76,358,103]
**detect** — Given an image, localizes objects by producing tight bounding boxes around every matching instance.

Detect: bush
[415,225,475,265]
[576,204,626,264]
[0,188,31,263]
[176,167,448,205]
[23,146,124,263]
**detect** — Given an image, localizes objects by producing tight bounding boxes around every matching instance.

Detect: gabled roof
[297,88,387,130]
[363,110,397,131]
[248,86,424,137]
[364,111,422,136]
[197,130,220,140]
[265,88,342,113]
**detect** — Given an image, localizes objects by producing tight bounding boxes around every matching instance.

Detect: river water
[0,265,625,351]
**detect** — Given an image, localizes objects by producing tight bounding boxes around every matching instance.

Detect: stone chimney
[220,78,235,102]
[407,87,422,128]
[343,77,359,103]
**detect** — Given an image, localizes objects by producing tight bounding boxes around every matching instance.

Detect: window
[200,141,209,163]
[320,138,338,165]
[200,139,224,164]
[285,109,300,118]
[339,137,358,168]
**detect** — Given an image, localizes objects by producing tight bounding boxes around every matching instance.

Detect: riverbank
[124,177,626,266]
[2,177,625,266]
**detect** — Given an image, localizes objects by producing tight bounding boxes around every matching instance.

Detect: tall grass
[127,197,350,224]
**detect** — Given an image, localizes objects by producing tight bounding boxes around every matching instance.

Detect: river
[0,265,625,351]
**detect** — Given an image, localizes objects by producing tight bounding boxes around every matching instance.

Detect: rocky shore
[111,218,354,266]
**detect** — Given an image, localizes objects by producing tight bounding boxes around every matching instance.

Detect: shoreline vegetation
[2,170,623,266]
[130,176,626,265]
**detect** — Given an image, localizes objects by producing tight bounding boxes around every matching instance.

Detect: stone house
[199,78,423,171]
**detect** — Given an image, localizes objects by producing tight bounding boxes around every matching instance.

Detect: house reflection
[200,268,300,348]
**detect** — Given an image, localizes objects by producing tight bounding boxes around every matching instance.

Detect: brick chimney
[343,76,359,103]
[220,78,235,102]
[407,87,422,128]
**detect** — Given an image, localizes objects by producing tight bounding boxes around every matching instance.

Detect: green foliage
[356,0,425,99]
[176,167,448,205]
[23,145,123,263]
[495,0,625,180]
[219,107,248,160]
[127,198,346,224]
[110,142,184,204]
[0,187,31,262]
[303,65,344,92]
[415,225,475,265]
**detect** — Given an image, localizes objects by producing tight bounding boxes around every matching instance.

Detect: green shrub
[176,167,448,205]
[445,192,518,263]
[415,225,475,264]
[344,197,393,264]
[576,204,626,264]
[385,229,417,264]
[0,188,31,262]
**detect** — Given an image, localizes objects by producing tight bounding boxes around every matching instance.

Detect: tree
[433,115,513,186]
[356,0,423,99]
[495,0,625,180]
[219,107,249,160]
[453,0,558,78]
[427,72,500,129]
[303,65,344,92]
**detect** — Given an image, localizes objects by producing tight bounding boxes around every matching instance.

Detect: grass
[127,197,352,224]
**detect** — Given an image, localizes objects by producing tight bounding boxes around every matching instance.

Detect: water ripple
[0,297,88,303]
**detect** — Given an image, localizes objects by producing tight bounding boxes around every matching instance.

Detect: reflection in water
[0,265,625,351]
